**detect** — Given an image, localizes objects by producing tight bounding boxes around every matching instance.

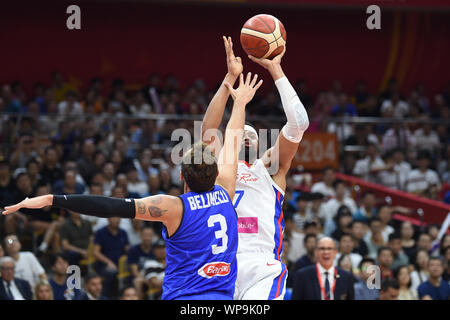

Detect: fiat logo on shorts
[198,262,231,279]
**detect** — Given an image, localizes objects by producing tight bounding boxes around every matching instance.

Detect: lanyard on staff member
[316,263,337,300]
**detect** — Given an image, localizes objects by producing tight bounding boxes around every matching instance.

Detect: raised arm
[249,48,309,190]
[201,36,243,144]
[215,72,263,199]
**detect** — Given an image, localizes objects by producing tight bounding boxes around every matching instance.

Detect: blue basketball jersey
[161,185,238,300]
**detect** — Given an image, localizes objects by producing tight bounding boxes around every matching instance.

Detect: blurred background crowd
[1,0,449,301]
[0,70,449,300]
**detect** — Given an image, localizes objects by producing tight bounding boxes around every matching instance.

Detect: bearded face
[239,130,258,164]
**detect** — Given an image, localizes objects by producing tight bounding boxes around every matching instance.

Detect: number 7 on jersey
[233,190,245,208]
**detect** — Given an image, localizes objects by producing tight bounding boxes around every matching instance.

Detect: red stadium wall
[335,173,450,225]
[0,1,449,97]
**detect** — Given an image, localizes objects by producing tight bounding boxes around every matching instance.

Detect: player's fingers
[250,73,258,87]
[239,73,244,87]
[236,57,242,64]
[279,45,287,58]
[2,205,17,215]
[228,37,236,59]
[245,72,252,85]
[223,36,230,55]
[254,79,263,91]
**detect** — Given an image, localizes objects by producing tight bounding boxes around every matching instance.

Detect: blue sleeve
[127,246,138,265]
[94,229,104,246]
[122,229,129,246]
[417,283,426,299]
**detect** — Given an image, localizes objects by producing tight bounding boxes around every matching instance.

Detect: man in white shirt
[406,151,441,198]
[412,120,440,155]
[3,235,47,290]
[126,167,149,197]
[363,205,395,244]
[320,180,357,221]
[57,90,84,117]
[392,149,411,190]
[378,151,402,190]
[381,93,409,118]
[353,143,386,183]
[311,166,336,199]
[334,233,363,269]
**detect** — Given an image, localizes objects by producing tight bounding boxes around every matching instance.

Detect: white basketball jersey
[233,159,285,259]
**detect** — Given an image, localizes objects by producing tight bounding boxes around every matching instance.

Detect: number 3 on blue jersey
[207,214,228,254]
[233,190,244,208]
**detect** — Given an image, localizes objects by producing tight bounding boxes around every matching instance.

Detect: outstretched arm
[215,72,263,199]
[2,194,182,228]
[201,36,243,145]
[249,48,309,190]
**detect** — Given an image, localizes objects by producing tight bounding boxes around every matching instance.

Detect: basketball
[240,14,287,59]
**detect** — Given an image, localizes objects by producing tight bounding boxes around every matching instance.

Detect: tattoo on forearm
[151,196,162,205]
[148,206,167,218]
[136,200,146,215]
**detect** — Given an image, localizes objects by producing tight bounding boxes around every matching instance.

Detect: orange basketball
[240,14,287,59]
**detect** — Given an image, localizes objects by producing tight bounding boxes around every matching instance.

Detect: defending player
[202,37,309,299]
[2,72,263,300]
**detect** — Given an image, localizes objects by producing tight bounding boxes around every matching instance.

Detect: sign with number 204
[291,133,338,170]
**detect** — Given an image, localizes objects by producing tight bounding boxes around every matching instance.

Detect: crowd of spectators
[0,71,449,300]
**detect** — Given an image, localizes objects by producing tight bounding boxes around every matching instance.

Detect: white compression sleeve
[274,76,309,143]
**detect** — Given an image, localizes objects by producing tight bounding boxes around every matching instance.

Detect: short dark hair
[25,157,39,169]
[304,221,317,230]
[85,273,102,284]
[369,217,382,226]
[49,253,68,267]
[120,285,137,298]
[323,166,335,175]
[303,233,317,245]
[378,246,393,257]
[362,191,375,198]
[350,220,367,228]
[339,233,353,242]
[388,233,401,242]
[359,257,376,269]
[428,256,443,266]
[380,278,399,292]
[181,142,218,193]
[332,179,345,189]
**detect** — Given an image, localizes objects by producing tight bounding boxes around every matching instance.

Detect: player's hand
[223,36,243,78]
[2,195,52,216]
[248,46,286,69]
[224,72,263,105]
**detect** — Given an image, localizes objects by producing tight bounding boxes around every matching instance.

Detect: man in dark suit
[0,257,33,300]
[292,236,354,300]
